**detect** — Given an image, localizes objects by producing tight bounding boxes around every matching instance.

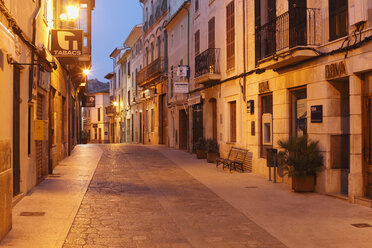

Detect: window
[260,94,273,158]
[128,61,130,76]
[195,0,199,12]
[98,107,101,122]
[151,43,154,62]
[291,88,307,137]
[229,101,237,142]
[195,30,200,56]
[226,1,235,70]
[329,0,348,41]
[208,17,215,49]
[128,91,131,105]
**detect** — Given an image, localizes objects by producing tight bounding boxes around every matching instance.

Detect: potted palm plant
[195,137,207,159]
[278,135,323,192]
[206,139,219,163]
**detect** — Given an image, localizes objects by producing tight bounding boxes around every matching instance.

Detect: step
[354,196,372,208]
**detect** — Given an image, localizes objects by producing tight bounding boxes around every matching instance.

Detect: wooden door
[13,66,21,195]
[364,97,372,198]
[179,110,188,150]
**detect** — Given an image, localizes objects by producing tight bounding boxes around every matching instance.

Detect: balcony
[256,8,320,70]
[105,105,117,117]
[195,48,221,84]
[136,57,167,87]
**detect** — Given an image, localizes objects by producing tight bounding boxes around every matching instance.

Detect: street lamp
[80,68,90,87]
[113,101,119,107]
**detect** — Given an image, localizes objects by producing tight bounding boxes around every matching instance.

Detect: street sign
[51,29,83,57]
[174,82,189,93]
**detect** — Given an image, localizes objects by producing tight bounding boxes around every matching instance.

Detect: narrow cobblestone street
[63,145,286,248]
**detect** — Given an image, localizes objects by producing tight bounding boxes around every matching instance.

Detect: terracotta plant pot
[196,149,206,159]
[292,175,315,192]
[207,152,218,163]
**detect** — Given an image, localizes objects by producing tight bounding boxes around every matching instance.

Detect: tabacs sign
[51,29,83,57]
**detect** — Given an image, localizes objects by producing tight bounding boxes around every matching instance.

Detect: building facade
[0,0,94,240]
[106,0,372,206]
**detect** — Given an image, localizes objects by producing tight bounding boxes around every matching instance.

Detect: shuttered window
[195,30,200,56]
[208,17,215,49]
[329,0,348,41]
[230,101,236,142]
[226,1,235,70]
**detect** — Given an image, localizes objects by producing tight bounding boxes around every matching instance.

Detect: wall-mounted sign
[259,81,270,93]
[177,65,190,77]
[83,96,95,107]
[247,100,254,114]
[311,105,323,123]
[174,82,189,93]
[325,61,347,79]
[34,120,47,141]
[51,29,83,57]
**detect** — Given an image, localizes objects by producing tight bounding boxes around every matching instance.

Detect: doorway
[192,103,203,152]
[13,66,21,196]
[179,109,188,150]
[289,0,307,47]
[363,73,372,199]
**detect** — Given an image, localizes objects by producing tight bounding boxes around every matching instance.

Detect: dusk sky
[90,0,143,82]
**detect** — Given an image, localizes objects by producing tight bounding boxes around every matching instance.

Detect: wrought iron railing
[136,68,146,85]
[195,48,221,78]
[256,8,320,61]
[136,57,167,86]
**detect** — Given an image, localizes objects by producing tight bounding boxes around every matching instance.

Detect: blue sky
[90,0,142,82]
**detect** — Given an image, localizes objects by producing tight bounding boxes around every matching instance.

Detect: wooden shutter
[195,30,200,55]
[226,1,235,70]
[208,17,215,49]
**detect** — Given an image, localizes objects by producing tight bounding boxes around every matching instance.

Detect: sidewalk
[155,146,372,248]
[0,145,102,248]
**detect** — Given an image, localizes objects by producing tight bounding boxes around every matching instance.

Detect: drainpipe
[29,0,41,102]
[242,0,246,101]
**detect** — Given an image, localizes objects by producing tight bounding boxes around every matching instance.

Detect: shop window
[291,88,307,137]
[260,94,273,158]
[329,0,348,41]
[229,101,236,142]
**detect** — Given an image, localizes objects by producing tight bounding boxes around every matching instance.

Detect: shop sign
[39,70,50,92]
[311,105,323,123]
[325,61,347,79]
[188,95,201,106]
[34,120,47,141]
[51,29,83,57]
[174,82,189,93]
[84,96,95,107]
[259,81,270,93]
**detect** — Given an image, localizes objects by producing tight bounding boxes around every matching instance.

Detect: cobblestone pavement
[63,145,286,248]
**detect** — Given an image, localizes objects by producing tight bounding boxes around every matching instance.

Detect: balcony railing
[195,48,221,78]
[256,8,320,61]
[105,105,117,116]
[136,57,167,86]
[136,68,147,85]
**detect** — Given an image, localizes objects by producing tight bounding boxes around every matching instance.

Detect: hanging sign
[174,82,189,93]
[83,96,95,107]
[51,29,83,57]
[177,65,190,77]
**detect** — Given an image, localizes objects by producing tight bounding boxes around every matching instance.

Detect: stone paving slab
[63,145,286,248]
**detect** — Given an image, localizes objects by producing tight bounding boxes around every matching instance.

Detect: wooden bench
[216,147,251,172]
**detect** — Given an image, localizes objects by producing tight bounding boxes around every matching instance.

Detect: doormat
[20,212,45,216]
[351,223,372,228]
